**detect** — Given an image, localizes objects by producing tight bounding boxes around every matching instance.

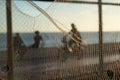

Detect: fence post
[6,0,14,80]
[98,0,104,79]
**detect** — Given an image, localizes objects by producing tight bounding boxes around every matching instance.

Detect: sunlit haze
[0,0,120,33]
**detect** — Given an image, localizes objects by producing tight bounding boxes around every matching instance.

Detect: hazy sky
[1,0,120,33]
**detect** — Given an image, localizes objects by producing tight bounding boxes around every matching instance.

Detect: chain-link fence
[0,0,120,80]
[0,0,7,80]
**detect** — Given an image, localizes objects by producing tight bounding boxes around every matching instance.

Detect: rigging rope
[13,0,33,18]
[54,19,88,44]
[13,0,55,17]
[27,0,83,45]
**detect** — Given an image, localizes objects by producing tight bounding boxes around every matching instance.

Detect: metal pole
[32,0,120,6]
[6,0,14,80]
[98,0,103,79]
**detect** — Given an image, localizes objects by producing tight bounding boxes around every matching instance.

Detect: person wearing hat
[30,31,43,48]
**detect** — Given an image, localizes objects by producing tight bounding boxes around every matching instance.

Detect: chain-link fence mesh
[0,0,7,79]
[102,5,120,79]
[0,0,120,80]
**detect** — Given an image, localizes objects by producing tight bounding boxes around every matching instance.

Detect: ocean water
[0,32,120,51]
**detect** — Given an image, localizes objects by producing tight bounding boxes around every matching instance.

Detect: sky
[1,0,120,33]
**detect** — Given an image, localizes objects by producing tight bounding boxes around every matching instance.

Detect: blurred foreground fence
[0,0,120,80]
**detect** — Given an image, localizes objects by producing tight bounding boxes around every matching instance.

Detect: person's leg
[29,43,35,48]
[68,40,74,53]
[29,43,38,48]
[68,39,74,48]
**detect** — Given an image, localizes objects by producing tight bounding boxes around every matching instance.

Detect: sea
[0,32,120,51]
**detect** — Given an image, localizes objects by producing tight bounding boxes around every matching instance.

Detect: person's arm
[39,35,43,48]
[19,37,25,46]
[39,35,43,41]
[69,29,72,34]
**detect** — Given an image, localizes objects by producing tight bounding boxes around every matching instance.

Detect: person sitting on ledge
[68,23,82,48]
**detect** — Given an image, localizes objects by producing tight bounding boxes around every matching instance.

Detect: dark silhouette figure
[30,31,43,48]
[13,33,26,60]
[13,33,24,49]
[68,23,82,48]
[61,34,67,51]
